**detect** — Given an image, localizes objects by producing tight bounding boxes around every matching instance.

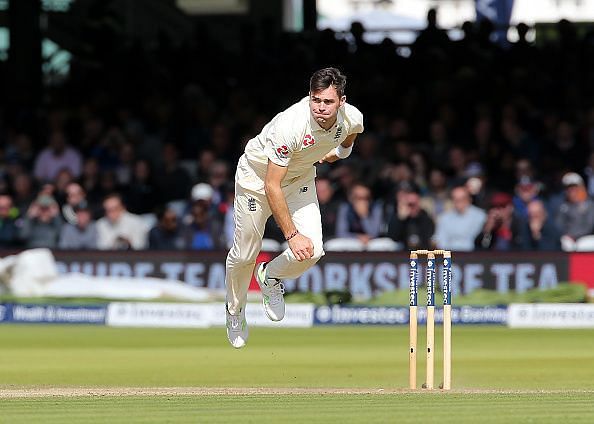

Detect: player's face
[309,86,346,129]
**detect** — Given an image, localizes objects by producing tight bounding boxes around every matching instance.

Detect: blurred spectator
[0,194,20,248]
[11,173,36,215]
[512,176,541,219]
[33,130,83,183]
[475,192,524,250]
[80,158,103,206]
[434,186,486,251]
[519,199,561,251]
[421,168,452,219]
[336,183,383,245]
[148,207,185,250]
[316,177,340,241]
[124,159,158,215]
[97,193,148,250]
[386,186,435,250]
[207,160,231,206]
[20,194,62,248]
[157,143,192,203]
[555,172,594,241]
[62,183,87,225]
[183,199,225,250]
[58,201,98,250]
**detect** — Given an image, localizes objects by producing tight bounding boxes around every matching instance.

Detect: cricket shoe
[254,262,285,321]
[226,304,248,349]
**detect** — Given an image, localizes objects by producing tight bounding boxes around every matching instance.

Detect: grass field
[1,325,594,422]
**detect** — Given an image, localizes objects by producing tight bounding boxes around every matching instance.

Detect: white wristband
[335,144,353,159]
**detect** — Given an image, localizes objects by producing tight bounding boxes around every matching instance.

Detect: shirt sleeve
[263,119,298,167]
[345,104,364,135]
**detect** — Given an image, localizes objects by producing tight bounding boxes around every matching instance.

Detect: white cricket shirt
[237,97,364,193]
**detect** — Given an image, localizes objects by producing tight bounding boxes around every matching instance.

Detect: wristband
[335,144,353,159]
[285,230,299,241]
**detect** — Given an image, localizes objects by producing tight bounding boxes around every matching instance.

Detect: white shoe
[254,262,285,321]
[226,304,248,349]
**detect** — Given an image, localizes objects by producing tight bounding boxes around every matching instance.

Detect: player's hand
[319,150,339,164]
[288,233,314,261]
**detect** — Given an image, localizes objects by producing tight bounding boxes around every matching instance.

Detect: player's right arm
[264,160,314,261]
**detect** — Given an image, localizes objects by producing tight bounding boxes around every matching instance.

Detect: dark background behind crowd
[1,0,594,252]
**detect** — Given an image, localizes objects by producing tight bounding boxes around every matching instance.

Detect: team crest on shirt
[276,145,290,158]
[303,134,315,148]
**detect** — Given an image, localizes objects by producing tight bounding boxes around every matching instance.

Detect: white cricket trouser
[225,179,325,315]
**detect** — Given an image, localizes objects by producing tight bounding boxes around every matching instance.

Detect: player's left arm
[319,133,358,164]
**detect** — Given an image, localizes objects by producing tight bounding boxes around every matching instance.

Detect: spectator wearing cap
[475,192,524,250]
[335,183,383,246]
[512,176,541,220]
[386,185,435,250]
[434,185,487,251]
[33,130,83,183]
[0,194,21,248]
[148,207,185,250]
[555,172,594,242]
[96,193,148,250]
[519,199,561,251]
[20,194,63,248]
[58,201,98,249]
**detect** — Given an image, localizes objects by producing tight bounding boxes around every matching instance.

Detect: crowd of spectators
[1,10,594,252]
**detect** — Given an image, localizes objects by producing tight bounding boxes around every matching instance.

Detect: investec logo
[426,260,435,306]
[442,258,452,302]
[409,260,417,306]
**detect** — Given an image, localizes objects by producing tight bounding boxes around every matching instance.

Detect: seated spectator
[512,176,541,219]
[0,194,21,248]
[421,168,452,220]
[96,193,148,250]
[33,130,83,183]
[316,176,340,241]
[156,143,192,203]
[386,185,435,250]
[434,186,486,251]
[475,192,524,250]
[336,183,383,246]
[124,159,159,215]
[183,199,225,250]
[519,199,561,251]
[555,172,594,241]
[58,201,98,250]
[11,172,36,215]
[61,182,87,225]
[20,194,62,248]
[148,207,185,250]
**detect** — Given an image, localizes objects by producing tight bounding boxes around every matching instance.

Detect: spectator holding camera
[20,194,63,248]
[475,192,524,250]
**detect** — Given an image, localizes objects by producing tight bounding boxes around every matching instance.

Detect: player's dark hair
[310,67,347,97]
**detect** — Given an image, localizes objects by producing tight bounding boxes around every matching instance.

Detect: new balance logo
[300,186,308,193]
[248,197,256,212]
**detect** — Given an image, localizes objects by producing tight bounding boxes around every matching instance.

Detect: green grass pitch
[1,325,594,422]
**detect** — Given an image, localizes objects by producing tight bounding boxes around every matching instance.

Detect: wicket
[409,249,452,390]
